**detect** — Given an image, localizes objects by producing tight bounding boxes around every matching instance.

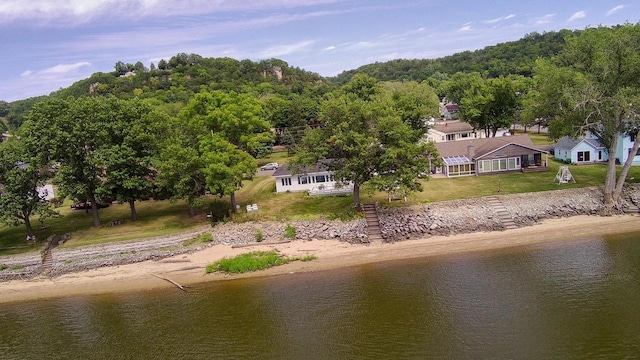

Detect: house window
[315,175,326,183]
[446,134,455,141]
[508,157,520,170]
[492,159,508,172]
[479,160,491,173]
[461,133,469,138]
[598,151,603,160]
[577,151,590,162]
[281,178,291,186]
[298,176,309,184]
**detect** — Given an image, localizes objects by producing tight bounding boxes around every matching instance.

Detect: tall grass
[206,251,290,274]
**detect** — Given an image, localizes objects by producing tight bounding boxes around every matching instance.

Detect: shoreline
[2,214,639,304]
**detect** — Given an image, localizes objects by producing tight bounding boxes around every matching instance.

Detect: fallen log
[231,240,291,249]
[150,273,187,292]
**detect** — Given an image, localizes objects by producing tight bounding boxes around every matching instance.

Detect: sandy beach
[1,214,639,304]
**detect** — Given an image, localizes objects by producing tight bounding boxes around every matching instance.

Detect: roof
[272,161,331,177]
[555,136,605,151]
[430,120,475,134]
[435,134,547,159]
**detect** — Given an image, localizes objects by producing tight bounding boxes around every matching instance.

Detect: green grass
[206,251,290,274]
[205,251,319,274]
[3,149,640,257]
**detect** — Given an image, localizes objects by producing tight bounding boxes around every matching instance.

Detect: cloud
[533,13,556,25]
[482,14,516,24]
[607,5,625,16]
[567,11,586,22]
[0,0,342,24]
[19,62,92,84]
[39,62,91,75]
[258,40,315,58]
[459,22,472,32]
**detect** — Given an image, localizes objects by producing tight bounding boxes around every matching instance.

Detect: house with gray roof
[434,134,549,177]
[554,136,607,164]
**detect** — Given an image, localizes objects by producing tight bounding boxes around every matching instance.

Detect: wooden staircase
[485,196,518,230]
[362,203,384,244]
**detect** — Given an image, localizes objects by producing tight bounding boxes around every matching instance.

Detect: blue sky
[0,0,636,102]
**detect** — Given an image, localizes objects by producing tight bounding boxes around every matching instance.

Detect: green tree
[0,139,57,238]
[99,100,166,220]
[448,75,517,137]
[182,91,274,157]
[22,97,112,227]
[200,135,256,212]
[295,78,435,207]
[380,81,440,140]
[530,24,640,211]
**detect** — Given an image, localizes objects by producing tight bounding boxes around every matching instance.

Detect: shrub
[199,233,213,242]
[284,225,296,239]
[206,251,289,274]
[10,265,24,270]
[0,264,6,271]
[255,229,263,242]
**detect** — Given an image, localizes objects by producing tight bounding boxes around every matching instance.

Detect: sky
[0,0,637,102]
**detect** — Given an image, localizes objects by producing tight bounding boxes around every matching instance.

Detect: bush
[0,264,6,271]
[255,229,263,242]
[284,225,296,239]
[206,251,289,274]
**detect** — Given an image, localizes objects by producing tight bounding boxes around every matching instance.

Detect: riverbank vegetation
[205,251,316,274]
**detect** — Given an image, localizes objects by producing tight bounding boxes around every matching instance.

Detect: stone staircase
[362,203,384,244]
[485,196,518,230]
[41,248,53,276]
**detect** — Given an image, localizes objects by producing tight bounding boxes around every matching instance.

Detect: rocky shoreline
[1,185,639,282]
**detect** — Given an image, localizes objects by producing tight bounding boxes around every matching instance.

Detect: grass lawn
[3,145,640,256]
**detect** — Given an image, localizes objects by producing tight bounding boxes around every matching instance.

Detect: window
[298,176,309,184]
[577,151,590,162]
[508,157,520,170]
[315,175,326,183]
[461,132,469,138]
[479,160,491,173]
[446,134,456,141]
[281,178,291,186]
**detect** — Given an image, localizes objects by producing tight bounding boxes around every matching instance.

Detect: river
[1,232,640,359]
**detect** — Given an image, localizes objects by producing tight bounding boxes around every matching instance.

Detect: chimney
[467,142,475,160]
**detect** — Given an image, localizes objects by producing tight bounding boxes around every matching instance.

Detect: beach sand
[2,214,639,303]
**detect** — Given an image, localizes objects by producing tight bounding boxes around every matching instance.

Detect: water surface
[1,233,640,359]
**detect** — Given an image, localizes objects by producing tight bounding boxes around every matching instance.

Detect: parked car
[261,162,279,170]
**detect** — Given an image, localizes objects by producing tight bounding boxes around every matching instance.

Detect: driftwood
[150,273,187,292]
[231,240,291,249]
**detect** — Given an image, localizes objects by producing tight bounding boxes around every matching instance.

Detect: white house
[272,163,352,195]
[554,136,607,164]
[554,132,640,165]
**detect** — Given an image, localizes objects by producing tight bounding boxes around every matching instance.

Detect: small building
[272,163,352,195]
[434,135,549,178]
[441,104,460,120]
[554,136,607,164]
[426,120,481,143]
[554,132,640,165]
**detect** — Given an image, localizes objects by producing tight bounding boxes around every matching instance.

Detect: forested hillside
[4,55,335,129]
[330,29,576,84]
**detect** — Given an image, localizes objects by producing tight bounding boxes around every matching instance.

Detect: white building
[273,163,352,195]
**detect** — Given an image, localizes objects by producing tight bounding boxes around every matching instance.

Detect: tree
[379,81,440,140]
[0,139,57,238]
[22,98,111,227]
[294,76,436,207]
[448,75,517,137]
[529,24,640,211]
[98,100,165,221]
[155,138,205,217]
[182,90,274,157]
[200,135,256,213]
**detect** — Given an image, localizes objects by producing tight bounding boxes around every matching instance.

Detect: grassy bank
[205,251,316,274]
[3,146,640,256]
